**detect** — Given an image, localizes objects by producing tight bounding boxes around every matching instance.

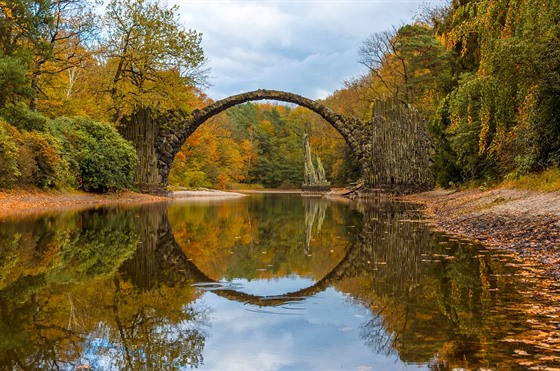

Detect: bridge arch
[122,202,369,307]
[155,89,369,189]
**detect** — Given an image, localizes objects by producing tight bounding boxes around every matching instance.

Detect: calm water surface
[1,193,559,370]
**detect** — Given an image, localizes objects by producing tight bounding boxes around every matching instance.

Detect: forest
[0,0,558,191]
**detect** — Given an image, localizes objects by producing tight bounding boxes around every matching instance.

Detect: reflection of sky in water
[192,277,429,370]
[224,276,315,296]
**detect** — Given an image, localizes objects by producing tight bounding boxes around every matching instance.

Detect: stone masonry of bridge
[131,89,433,194]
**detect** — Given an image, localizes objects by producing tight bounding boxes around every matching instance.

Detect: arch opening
[156,90,368,190]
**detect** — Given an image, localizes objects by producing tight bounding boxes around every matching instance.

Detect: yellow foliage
[258,120,275,136]
[502,167,560,192]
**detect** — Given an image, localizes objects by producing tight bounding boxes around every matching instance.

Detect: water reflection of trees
[0,205,209,370]
[338,200,538,369]
[167,194,361,282]
[0,208,138,301]
[164,197,535,369]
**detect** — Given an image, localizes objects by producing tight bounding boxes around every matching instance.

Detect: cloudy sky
[175,0,448,101]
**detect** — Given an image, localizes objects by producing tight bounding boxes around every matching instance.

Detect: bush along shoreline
[0,104,138,193]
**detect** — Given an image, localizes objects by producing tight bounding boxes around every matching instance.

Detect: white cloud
[175,0,448,100]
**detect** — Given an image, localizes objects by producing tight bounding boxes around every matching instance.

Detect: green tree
[0,101,48,131]
[429,96,462,186]
[0,120,19,188]
[430,0,560,184]
[0,57,34,107]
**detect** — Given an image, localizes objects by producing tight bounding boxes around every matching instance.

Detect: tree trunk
[118,108,165,193]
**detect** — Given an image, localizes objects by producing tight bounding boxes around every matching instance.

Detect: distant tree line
[168,102,360,190]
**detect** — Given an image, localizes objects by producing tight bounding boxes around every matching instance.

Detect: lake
[1,193,559,370]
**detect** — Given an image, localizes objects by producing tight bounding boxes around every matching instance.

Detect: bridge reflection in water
[0,195,558,370]
[120,198,433,309]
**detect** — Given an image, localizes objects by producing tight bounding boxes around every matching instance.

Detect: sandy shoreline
[0,188,258,218]
[172,189,246,198]
[0,189,170,219]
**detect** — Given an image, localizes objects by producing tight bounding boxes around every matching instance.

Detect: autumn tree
[358,23,453,114]
[169,113,247,190]
[0,0,97,110]
[36,39,102,118]
[98,0,207,191]
[358,27,407,102]
[429,0,560,184]
[101,0,207,118]
[323,77,371,120]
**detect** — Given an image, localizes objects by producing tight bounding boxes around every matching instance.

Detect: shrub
[278,180,298,189]
[168,169,211,189]
[0,111,136,191]
[16,135,38,186]
[19,131,73,189]
[51,118,138,192]
[503,167,560,192]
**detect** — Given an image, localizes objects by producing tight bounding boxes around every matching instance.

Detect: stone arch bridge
[120,89,433,194]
